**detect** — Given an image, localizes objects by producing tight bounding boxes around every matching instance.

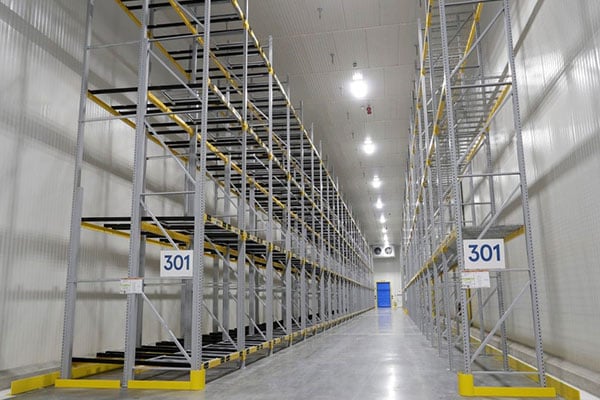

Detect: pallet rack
[402,0,555,397]
[59,0,373,390]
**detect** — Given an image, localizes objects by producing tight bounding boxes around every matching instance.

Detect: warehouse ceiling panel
[250,0,417,246]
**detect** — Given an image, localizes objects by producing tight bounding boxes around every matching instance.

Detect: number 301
[467,244,501,263]
[163,254,190,271]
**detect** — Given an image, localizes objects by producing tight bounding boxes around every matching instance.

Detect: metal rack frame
[402,0,555,397]
[59,0,374,391]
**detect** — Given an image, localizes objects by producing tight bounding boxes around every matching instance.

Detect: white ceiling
[249,0,419,245]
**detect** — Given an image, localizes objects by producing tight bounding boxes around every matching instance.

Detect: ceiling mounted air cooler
[372,245,395,258]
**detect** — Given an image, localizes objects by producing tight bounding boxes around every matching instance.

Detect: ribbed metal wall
[0,0,81,371]
[0,0,180,371]
[481,0,600,378]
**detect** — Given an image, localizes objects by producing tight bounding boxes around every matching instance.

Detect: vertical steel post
[248,186,256,335]
[319,142,326,321]
[212,255,219,333]
[222,162,232,340]
[326,175,333,319]
[310,126,317,324]
[223,246,231,340]
[284,80,292,335]
[136,233,147,348]
[300,128,307,330]
[122,0,151,385]
[212,178,219,333]
[236,0,250,356]
[502,0,546,385]
[190,0,211,371]
[266,35,274,341]
[182,4,200,349]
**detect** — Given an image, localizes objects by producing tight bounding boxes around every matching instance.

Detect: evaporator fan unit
[372,245,395,258]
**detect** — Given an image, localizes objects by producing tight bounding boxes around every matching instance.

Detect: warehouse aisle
[16,309,479,399]
[203,307,466,400]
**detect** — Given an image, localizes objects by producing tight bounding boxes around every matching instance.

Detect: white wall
[373,246,402,306]
[510,0,600,376]
[470,0,600,386]
[0,0,86,372]
[0,0,185,373]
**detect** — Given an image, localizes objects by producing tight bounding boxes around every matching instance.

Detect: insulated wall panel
[476,0,600,377]
[0,0,83,372]
[0,0,180,372]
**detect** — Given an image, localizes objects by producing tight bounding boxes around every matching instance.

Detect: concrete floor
[7,309,548,399]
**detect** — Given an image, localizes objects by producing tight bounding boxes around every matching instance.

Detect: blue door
[377,282,391,308]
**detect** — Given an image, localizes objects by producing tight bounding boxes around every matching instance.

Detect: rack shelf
[402,0,554,397]
[59,0,373,391]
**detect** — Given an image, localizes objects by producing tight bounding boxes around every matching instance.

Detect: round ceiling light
[371,175,382,189]
[362,137,375,155]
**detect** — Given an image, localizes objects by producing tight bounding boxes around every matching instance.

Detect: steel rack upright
[402,0,555,397]
[59,0,374,391]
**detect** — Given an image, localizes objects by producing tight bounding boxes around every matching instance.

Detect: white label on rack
[120,278,144,294]
[463,239,505,270]
[160,250,193,278]
[461,272,491,289]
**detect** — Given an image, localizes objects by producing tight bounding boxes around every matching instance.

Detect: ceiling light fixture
[380,215,386,224]
[350,70,368,99]
[375,197,383,209]
[362,136,375,155]
[381,226,387,233]
[371,175,382,189]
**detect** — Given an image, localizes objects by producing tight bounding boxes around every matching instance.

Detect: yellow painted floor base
[54,370,206,391]
[55,379,121,389]
[10,363,121,395]
[128,370,205,390]
[458,373,557,398]
[467,335,581,400]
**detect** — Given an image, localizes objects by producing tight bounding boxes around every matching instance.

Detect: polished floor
[8,309,542,399]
